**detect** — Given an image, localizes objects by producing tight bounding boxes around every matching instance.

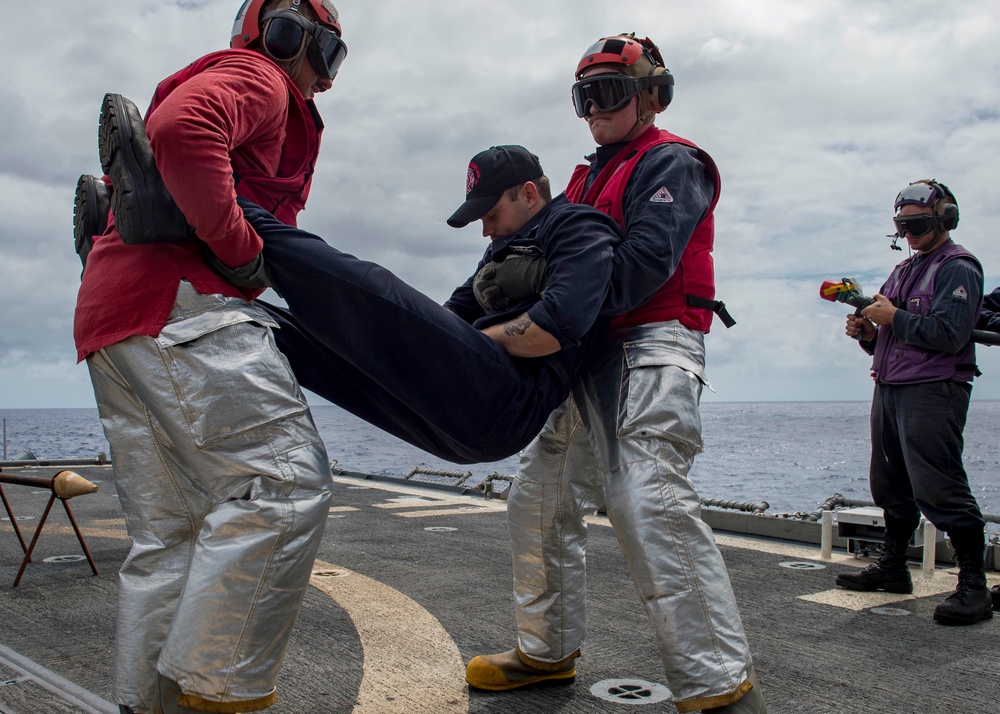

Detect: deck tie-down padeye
[0,469,100,587]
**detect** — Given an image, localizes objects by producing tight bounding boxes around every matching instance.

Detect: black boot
[73,174,110,269]
[835,517,917,594]
[992,584,1000,611]
[98,93,192,245]
[933,529,993,626]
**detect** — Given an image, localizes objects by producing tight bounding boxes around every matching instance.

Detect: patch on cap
[447,145,543,228]
[467,163,481,196]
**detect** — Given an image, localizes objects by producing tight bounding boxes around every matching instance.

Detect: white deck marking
[713,533,1000,610]
[799,574,956,610]
[584,519,1000,612]
[309,560,469,713]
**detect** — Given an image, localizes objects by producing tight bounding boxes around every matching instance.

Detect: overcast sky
[2,0,1000,409]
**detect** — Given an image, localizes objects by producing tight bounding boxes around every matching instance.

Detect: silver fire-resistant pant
[509,320,753,709]
[86,282,333,711]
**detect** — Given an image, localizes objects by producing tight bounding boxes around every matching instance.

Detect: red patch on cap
[466,163,481,196]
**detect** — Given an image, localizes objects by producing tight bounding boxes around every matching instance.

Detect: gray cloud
[2,0,1000,408]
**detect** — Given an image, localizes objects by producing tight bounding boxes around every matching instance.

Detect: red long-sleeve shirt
[74,50,322,361]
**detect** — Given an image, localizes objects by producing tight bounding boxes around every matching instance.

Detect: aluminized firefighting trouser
[509,321,753,711]
[86,282,333,712]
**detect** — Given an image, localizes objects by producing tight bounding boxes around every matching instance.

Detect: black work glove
[473,255,547,312]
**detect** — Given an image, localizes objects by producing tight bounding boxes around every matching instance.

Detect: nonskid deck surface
[1,465,997,713]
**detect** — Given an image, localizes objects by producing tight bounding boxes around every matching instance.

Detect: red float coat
[74,49,323,361]
[565,126,720,332]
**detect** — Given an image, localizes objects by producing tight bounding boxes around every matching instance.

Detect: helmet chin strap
[624,106,655,142]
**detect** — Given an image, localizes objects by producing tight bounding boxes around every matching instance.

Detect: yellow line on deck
[309,560,468,713]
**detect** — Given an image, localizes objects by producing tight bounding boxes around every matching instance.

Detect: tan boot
[697,666,767,714]
[465,644,580,691]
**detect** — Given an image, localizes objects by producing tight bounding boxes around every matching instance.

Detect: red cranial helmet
[231,0,340,48]
[231,0,346,80]
[574,33,673,115]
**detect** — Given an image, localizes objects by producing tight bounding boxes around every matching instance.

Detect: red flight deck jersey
[74,49,323,361]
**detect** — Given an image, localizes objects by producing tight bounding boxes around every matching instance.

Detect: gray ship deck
[1,464,998,713]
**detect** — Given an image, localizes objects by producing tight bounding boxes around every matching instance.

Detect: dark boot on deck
[933,529,993,626]
[991,584,1000,611]
[835,517,917,594]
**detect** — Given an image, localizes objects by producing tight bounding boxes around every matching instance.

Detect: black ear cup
[939,202,959,231]
[654,68,673,111]
[932,181,960,231]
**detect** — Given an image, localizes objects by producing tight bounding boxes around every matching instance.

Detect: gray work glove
[205,250,280,296]
[473,255,547,312]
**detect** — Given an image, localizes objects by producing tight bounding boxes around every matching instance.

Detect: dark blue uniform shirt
[444,194,621,349]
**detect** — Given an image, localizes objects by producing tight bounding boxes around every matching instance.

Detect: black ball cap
[447,145,543,228]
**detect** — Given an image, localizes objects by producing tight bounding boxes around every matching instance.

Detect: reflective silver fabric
[87,282,332,711]
[509,320,752,705]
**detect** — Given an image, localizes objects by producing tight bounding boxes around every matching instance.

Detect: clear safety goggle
[262,11,348,79]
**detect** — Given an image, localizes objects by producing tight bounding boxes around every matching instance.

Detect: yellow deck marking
[392,507,490,518]
[309,560,468,713]
[369,492,506,520]
[1,521,129,541]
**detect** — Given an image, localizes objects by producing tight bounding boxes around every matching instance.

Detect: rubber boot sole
[72,175,109,268]
[466,670,576,692]
[98,93,190,244]
[933,603,993,626]
[834,574,913,594]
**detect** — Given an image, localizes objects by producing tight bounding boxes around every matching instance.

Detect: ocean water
[2,402,998,518]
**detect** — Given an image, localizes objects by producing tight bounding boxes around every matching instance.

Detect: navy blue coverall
[242,195,621,464]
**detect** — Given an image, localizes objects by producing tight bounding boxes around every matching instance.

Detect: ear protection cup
[931,181,960,231]
[939,202,959,231]
[261,11,308,61]
[648,65,674,112]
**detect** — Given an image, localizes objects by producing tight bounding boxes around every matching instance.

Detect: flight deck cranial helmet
[231,0,347,80]
[571,33,674,122]
[892,179,960,239]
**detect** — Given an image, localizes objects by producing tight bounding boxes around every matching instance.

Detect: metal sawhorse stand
[0,470,100,587]
[1,480,29,554]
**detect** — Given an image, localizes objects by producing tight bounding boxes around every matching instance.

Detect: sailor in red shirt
[72,2,346,712]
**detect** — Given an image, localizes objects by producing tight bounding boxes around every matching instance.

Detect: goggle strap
[639,73,674,89]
